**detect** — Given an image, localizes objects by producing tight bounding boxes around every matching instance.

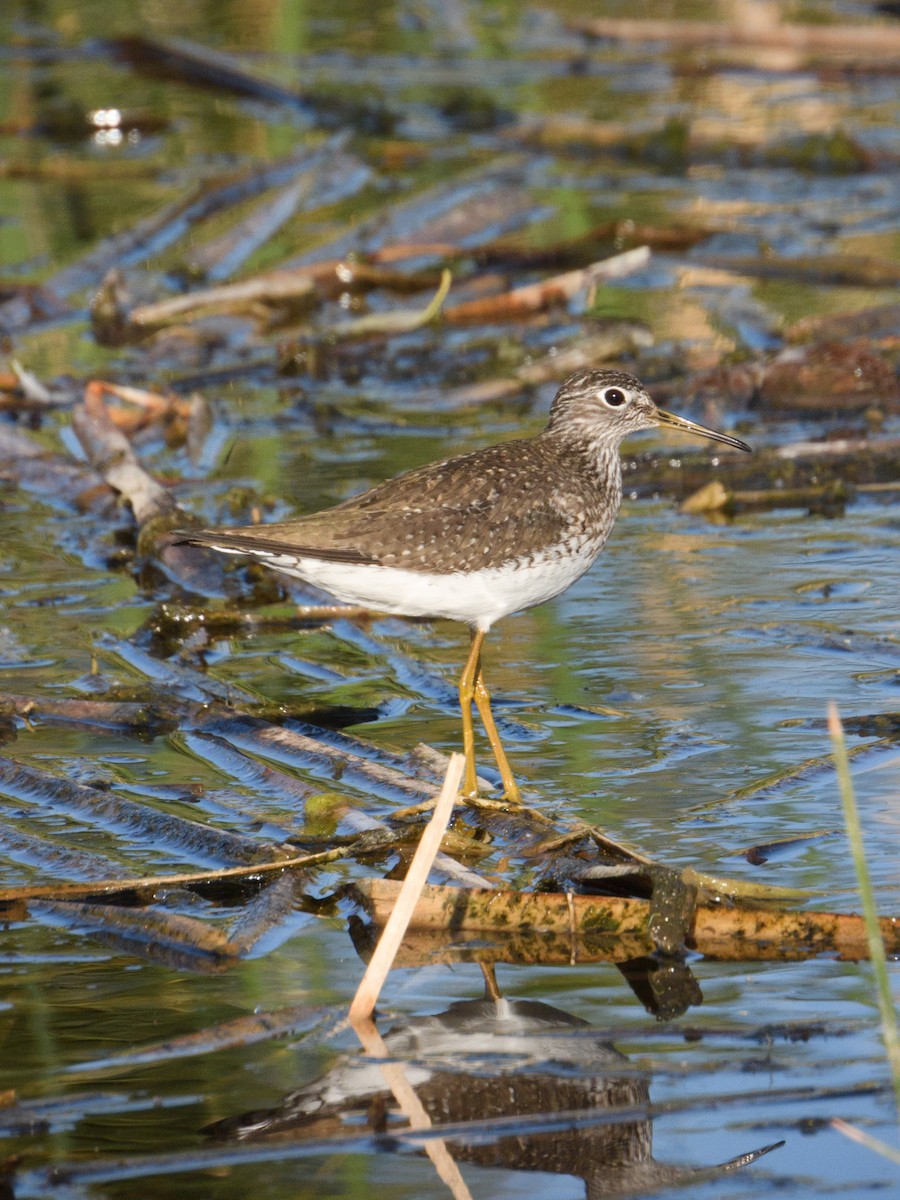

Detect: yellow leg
[458,628,483,799]
[458,628,523,805]
[472,662,523,805]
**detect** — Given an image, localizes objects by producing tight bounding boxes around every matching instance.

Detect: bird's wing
[179,439,584,572]
[176,526,378,565]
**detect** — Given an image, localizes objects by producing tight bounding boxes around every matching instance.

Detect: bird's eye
[602,387,628,408]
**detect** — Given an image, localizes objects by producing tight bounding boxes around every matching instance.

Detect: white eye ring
[602,387,628,408]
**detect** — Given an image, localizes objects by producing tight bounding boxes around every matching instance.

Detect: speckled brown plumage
[180,369,661,575]
[189,430,618,573]
[176,368,749,801]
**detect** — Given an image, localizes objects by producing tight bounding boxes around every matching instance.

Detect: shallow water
[2,1,900,1197]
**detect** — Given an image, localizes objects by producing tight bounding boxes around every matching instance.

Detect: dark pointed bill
[655,407,751,453]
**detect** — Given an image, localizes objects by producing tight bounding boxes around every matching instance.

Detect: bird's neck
[545,430,623,503]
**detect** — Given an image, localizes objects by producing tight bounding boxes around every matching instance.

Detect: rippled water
[2,1,900,1197]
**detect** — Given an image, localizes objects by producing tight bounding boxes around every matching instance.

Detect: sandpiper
[177,369,750,802]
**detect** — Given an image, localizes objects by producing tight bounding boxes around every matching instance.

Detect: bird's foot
[501,782,523,806]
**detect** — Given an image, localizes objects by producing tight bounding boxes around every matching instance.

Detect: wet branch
[354,878,900,963]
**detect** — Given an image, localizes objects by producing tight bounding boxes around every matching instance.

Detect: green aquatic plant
[829,702,900,1125]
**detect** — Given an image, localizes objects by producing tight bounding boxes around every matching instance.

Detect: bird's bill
[655,407,751,453]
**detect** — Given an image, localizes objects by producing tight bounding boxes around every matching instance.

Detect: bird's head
[546,369,751,453]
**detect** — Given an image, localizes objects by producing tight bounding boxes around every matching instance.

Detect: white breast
[212,539,606,631]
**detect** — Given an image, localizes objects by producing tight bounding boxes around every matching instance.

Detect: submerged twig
[64,1004,328,1075]
[73,383,176,524]
[49,138,358,300]
[72,383,231,590]
[192,176,314,283]
[106,34,393,132]
[0,847,341,907]
[438,324,654,406]
[443,247,650,323]
[570,16,900,53]
[127,269,317,330]
[31,899,239,968]
[0,754,280,866]
[691,738,894,813]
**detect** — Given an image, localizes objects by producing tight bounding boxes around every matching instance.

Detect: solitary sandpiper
[177,369,750,803]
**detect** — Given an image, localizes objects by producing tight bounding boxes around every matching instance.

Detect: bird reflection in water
[206,969,781,1197]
